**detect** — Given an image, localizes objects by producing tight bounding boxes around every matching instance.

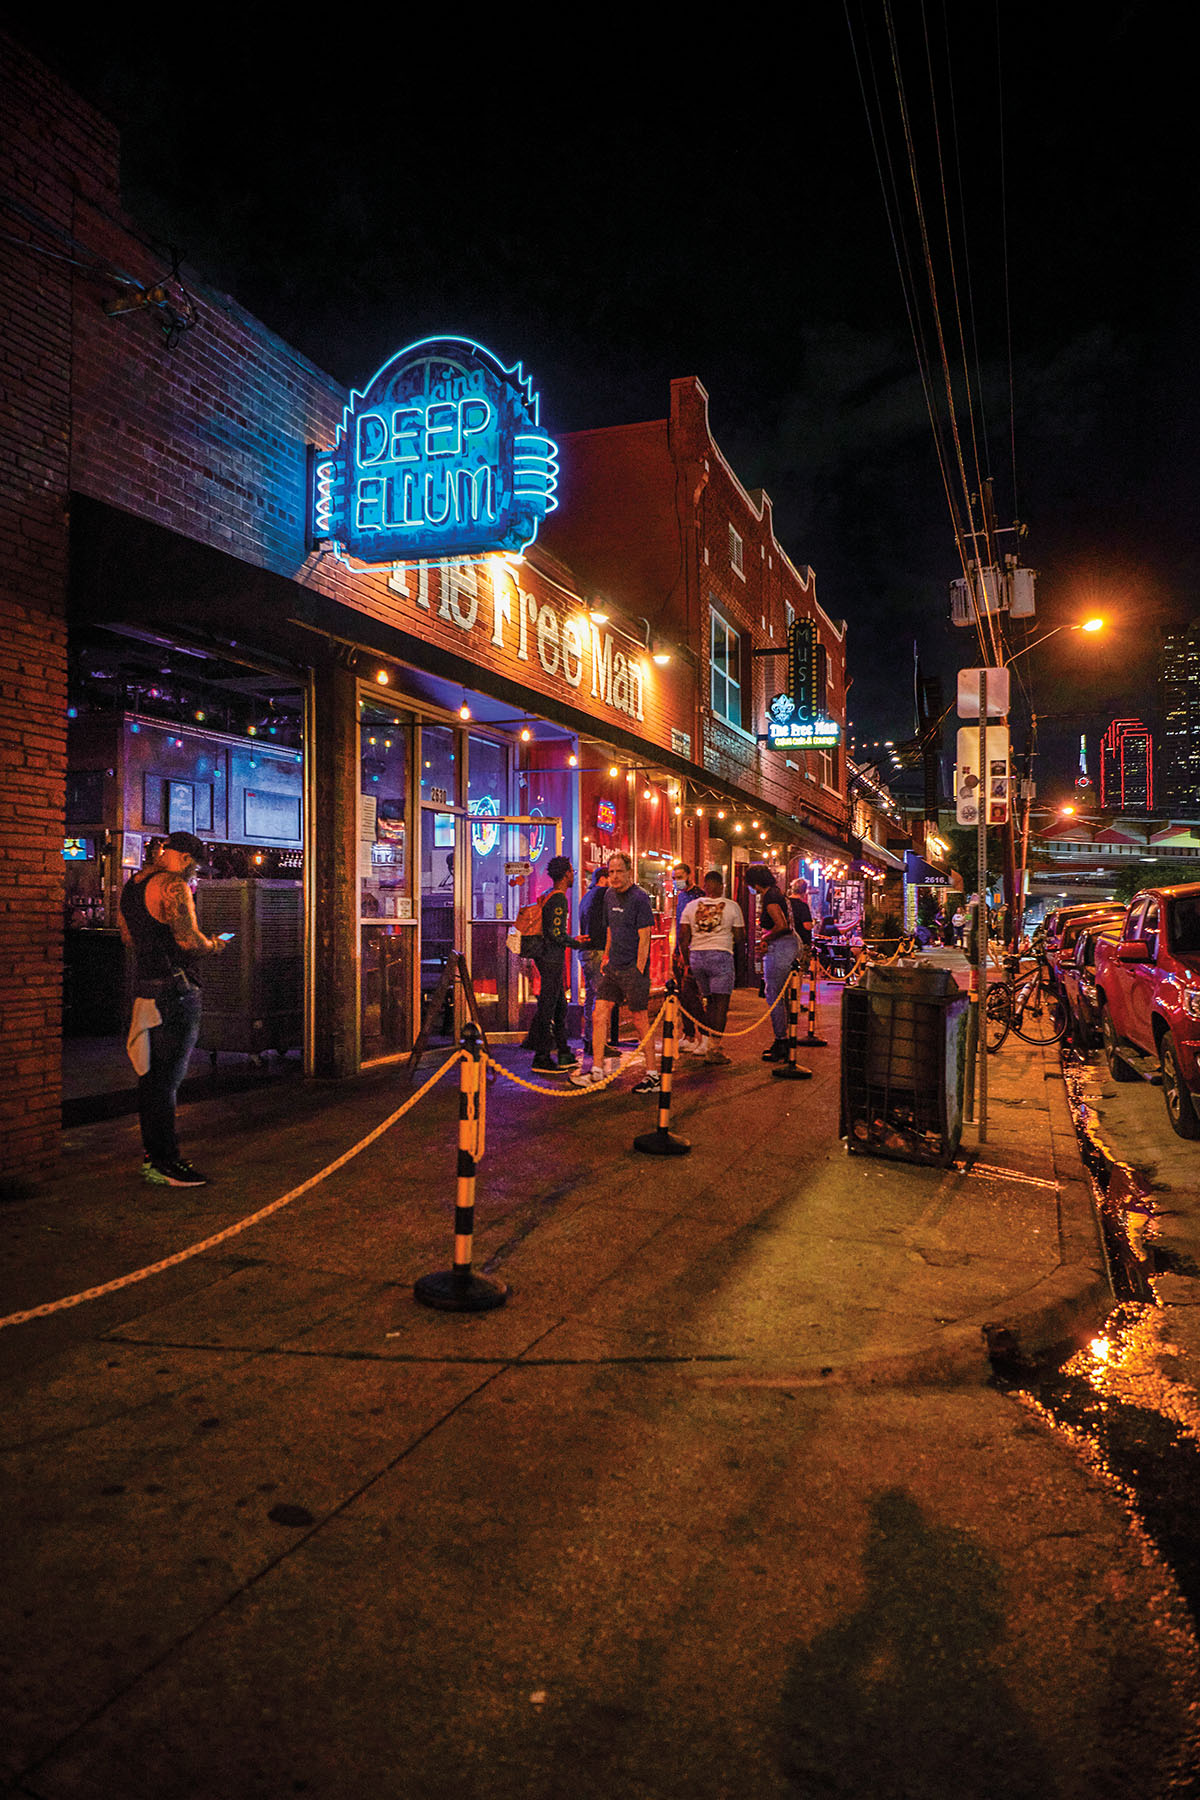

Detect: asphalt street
[4,979,1200,1798]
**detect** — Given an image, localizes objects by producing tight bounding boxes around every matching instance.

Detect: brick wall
[0,38,119,1185]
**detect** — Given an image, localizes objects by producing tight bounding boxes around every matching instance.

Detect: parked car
[1093,883,1200,1137]
[1048,905,1126,998]
[1059,918,1123,1049]
[1042,902,1122,961]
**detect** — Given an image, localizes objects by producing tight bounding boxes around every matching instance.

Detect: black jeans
[530,952,568,1057]
[138,984,202,1163]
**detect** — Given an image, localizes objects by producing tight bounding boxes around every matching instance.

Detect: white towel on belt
[126,998,163,1076]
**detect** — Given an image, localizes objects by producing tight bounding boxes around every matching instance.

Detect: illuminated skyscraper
[1161,623,1200,810]
[1099,717,1153,811]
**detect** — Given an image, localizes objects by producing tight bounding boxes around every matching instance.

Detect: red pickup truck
[1094,882,1200,1138]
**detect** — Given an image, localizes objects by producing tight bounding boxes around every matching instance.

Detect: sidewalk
[3,966,1108,1388]
[1,972,1135,1800]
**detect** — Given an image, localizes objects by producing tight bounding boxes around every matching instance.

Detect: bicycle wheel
[985,982,1011,1052]
[1012,972,1068,1044]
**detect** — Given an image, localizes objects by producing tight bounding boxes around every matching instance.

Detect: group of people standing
[525,853,815,1088]
[121,834,820,1184]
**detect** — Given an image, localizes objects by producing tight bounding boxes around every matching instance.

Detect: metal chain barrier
[0,1050,463,1333]
[675,986,788,1039]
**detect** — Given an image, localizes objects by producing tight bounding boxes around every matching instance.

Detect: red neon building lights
[1099,718,1154,811]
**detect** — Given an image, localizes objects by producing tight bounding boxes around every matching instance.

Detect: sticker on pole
[956,726,1010,824]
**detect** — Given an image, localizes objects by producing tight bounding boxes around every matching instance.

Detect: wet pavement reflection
[1006,1304,1200,1643]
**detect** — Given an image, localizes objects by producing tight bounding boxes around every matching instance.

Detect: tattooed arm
[153,872,223,954]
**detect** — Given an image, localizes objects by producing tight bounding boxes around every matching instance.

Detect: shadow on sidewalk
[776,1487,1045,1797]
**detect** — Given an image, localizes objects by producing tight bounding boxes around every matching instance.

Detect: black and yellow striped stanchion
[633,980,691,1157]
[798,956,829,1048]
[414,1023,508,1312]
[772,961,813,1082]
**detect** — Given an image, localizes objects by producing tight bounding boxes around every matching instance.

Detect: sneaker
[531,1055,563,1074]
[762,1041,789,1062]
[704,1048,732,1065]
[627,1051,646,1071]
[632,1072,662,1094]
[555,1051,580,1071]
[145,1158,208,1187]
[569,1065,606,1089]
[679,1036,708,1055]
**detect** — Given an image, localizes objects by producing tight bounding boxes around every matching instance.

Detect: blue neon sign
[309,336,558,563]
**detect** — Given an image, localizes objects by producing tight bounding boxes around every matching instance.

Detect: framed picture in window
[168,780,195,835]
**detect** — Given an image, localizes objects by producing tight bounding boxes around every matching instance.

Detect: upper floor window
[729,526,744,579]
[710,609,743,728]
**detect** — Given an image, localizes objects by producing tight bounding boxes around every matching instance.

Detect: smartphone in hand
[216,931,236,942]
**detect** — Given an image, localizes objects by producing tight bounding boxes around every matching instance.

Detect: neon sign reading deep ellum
[309,336,558,563]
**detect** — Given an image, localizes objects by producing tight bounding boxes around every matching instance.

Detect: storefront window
[518,739,575,891]
[580,760,630,873]
[420,723,458,808]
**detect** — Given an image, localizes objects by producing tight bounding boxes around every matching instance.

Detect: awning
[905,849,950,885]
[860,837,905,872]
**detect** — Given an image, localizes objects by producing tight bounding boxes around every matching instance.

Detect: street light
[1005,616,1104,668]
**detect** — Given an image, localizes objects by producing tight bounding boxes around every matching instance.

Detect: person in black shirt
[747,863,801,1061]
[530,855,588,1075]
[118,831,227,1185]
[788,878,814,958]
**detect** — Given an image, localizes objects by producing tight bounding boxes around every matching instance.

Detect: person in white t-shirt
[677,870,746,1065]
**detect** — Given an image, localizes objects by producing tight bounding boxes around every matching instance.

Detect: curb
[693,1259,1113,1391]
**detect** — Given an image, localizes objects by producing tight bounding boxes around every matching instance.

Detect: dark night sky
[18,5,1200,803]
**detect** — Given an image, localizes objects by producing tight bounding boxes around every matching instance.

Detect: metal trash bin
[840,961,967,1166]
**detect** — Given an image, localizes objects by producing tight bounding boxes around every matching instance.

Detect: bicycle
[985,951,1067,1050]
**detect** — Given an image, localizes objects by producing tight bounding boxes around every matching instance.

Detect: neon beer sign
[310,336,558,563]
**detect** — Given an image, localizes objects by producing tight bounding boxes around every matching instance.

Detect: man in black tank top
[118,831,226,1186]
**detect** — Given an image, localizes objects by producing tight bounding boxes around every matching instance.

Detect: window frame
[709,606,744,730]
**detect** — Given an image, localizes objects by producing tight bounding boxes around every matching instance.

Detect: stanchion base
[633,1128,692,1156]
[414,1269,508,1312]
[772,1062,813,1080]
[799,1035,829,1047]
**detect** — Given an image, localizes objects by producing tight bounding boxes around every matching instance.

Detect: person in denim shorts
[678,870,745,1065]
[571,852,659,1092]
[746,862,800,1062]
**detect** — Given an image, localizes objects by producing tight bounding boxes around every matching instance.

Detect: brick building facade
[0,37,850,1188]
[540,378,849,876]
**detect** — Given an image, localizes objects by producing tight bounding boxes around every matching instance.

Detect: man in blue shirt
[571,851,660,1092]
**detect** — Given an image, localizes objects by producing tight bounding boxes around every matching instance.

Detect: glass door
[360,702,415,1062]
[419,806,463,1044]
